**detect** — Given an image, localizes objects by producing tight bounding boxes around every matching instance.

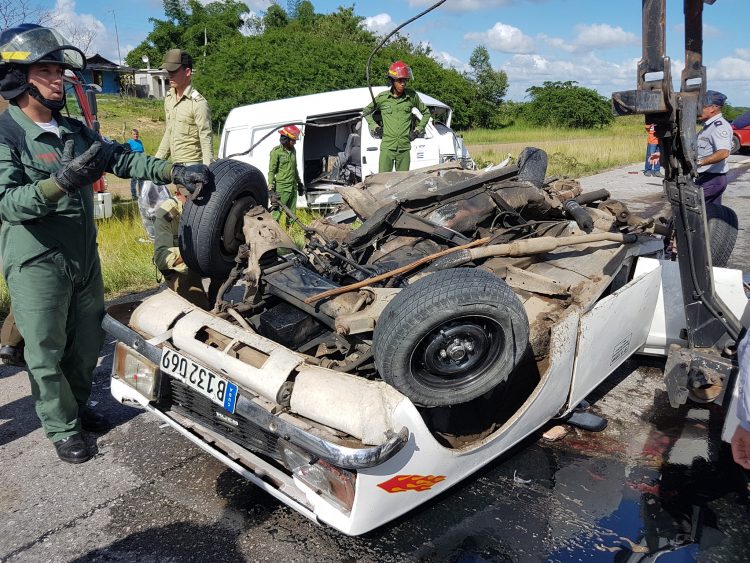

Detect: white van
[218,87,473,207]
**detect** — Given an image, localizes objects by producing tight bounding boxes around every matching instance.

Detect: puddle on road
[366,399,750,562]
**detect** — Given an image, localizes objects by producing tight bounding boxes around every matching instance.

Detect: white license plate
[160,348,238,414]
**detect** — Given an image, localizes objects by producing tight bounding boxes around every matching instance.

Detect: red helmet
[278,124,301,140]
[388,61,412,80]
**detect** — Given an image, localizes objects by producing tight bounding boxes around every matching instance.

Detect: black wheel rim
[221,195,257,258]
[409,315,506,391]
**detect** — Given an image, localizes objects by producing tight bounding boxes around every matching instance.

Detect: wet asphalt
[1,158,750,562]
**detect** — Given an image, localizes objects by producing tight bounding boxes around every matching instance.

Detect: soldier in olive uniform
[696,90,733,205]
[153,188,212,309]
[364,61,430,173]
[155,49,214,166]
[0,24,210,463]
[268,125,303,222]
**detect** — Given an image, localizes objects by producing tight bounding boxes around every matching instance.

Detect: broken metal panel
[505,265,569,297]
[567,264,663,410]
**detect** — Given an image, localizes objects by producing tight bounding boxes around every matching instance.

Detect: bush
[523,81,614,129]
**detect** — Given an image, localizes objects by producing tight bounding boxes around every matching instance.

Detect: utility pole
[108,10,122,65]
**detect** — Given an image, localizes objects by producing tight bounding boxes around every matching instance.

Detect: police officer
[364,61,430,173]
[696,90,733,205]
[0,24,210,463]
[155,49,214,166]
[268,125,303,222]
[153,187,212,309]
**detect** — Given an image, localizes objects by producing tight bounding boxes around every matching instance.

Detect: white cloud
[709,55,750,81]
[465,22,535,54]
[433,51,469,72]
[363,13,395,36]
[501,53,638,101]
[572,24,637,50]
[50,0,108,58]
[538,33,576,53]
[408,0,513,9]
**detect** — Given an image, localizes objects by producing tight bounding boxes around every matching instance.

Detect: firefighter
[268,125,303,222]
[364,61,430,173]
[0,24,210,463]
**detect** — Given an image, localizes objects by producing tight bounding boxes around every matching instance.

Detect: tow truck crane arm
[612,0,742,407]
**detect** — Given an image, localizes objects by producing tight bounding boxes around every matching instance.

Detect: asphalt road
[2,159,750,562]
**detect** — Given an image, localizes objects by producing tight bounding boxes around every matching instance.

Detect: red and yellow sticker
[377,474,446,493]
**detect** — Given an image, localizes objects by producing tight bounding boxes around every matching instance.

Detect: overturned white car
[104,138,746,534]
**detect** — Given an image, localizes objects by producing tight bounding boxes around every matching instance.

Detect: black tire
[517,147,548,188]
[730,135,741,155]
[373,269,529,407]
[706,203,738,267]
[179,159,268,278]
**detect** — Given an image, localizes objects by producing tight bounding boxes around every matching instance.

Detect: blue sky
[34,0,750,105]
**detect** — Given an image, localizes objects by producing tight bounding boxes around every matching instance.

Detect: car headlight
[279,444,356,513]
[112,342,159,400]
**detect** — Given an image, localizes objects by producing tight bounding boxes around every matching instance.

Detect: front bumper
[103,313,408,470]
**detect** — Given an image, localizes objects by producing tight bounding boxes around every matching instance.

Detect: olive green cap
[160,49,192,71]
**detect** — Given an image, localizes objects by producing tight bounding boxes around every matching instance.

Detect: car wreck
[104,0,747,537]
[103,144,745,534]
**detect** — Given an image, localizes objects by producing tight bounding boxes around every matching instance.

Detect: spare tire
[179,159,268,278]
[706,203,738,267]
[373,268,529,407]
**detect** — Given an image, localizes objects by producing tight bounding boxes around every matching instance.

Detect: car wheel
[373,269,529,407]
[179,159,268,278]
[706,203,738,267]
[730,135,741,155]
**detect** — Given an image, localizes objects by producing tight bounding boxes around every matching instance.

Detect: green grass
[462,115,646,177]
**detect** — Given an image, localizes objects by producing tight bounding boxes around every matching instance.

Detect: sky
[29,0,750,106]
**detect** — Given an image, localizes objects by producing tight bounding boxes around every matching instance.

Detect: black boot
[80,407,110,433]
[0,345,25,367]
[54,434,91,464]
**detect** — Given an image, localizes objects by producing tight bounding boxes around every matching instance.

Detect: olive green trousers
[7,253,105,442]
[379,148,411,172]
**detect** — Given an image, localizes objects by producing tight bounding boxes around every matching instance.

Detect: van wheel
[179,159,268,278]
[373,269,529,407]
[706,203,738,267]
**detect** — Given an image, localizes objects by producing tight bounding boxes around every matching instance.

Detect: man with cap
[0,24,210,464]
[155,49,214,166]
[364,61,430,173]
[268,124,303,223]
[696,90,733,205]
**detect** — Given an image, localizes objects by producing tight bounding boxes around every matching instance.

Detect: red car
[731,110,750,154]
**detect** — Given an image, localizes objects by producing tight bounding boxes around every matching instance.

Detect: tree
[466,45,508,128]
[0,0,52,29]
[263,4,288,30]
[523,81,614,129]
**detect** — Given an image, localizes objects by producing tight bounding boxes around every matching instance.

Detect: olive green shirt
[364,88,430,152]
[155,84,214,165]
[268,144,301,190]
[0,103,172,275]
[153,197,186,273]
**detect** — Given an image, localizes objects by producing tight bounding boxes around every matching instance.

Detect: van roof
[224,86,450,128]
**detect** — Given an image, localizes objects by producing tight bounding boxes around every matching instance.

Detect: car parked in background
[730,110,750,154]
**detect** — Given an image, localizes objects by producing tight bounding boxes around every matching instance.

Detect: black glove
[371,126,383,139]
[409,130,425,141]
[171,164,210,194]
[297,181,304,196]
[53,139,112,193]
[269,190,280,211]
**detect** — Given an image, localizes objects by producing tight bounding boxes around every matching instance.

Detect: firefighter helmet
[387,61,412,81]
[278,124,301,140]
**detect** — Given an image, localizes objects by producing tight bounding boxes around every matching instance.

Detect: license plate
[160,348,238,414]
